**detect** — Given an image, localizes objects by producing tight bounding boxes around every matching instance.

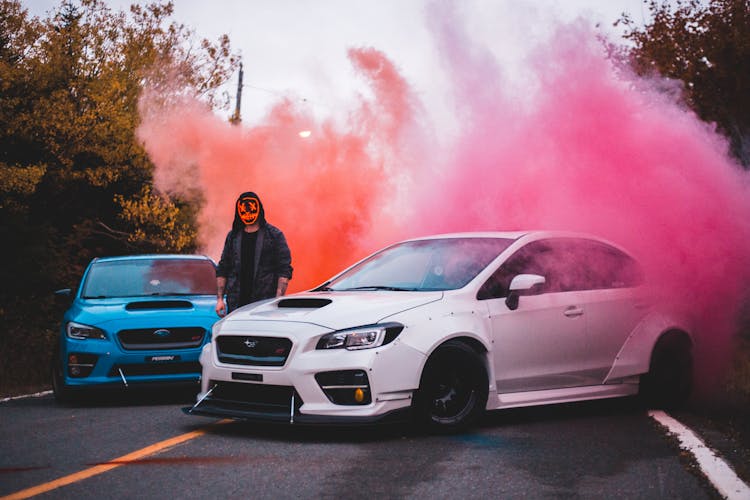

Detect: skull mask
[237,195,260,225]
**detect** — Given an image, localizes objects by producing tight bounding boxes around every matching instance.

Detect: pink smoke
[138,9,750,397]
[415,6,750,393]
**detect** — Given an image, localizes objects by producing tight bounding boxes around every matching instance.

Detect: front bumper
[61,338,204,388]
[187,326,426,425]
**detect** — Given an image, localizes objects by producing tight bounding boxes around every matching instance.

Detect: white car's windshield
[325,238,515,292]
[82,259,216,298]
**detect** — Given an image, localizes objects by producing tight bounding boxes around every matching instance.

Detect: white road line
[0,391,52,403]
[650,410,750,500]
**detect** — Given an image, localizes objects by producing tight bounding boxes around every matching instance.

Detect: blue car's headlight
[316,323,404,350]
[66,321,106,340]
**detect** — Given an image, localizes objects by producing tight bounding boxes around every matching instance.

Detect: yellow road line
[1,420,230,500]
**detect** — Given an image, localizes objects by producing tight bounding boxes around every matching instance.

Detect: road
[0,391,725,499]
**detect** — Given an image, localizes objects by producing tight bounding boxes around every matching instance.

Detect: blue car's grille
[117,327,206,350]
[216,336,292,366]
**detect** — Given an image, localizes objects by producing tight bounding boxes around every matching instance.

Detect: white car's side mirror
[506,274,546,310]
[509,274,546,292]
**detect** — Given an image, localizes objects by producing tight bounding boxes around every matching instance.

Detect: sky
[27,0,650,127]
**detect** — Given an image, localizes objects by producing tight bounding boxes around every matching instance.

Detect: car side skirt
[488,382,639,410]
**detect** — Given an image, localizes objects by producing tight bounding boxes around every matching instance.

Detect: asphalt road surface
[0,390,721,499]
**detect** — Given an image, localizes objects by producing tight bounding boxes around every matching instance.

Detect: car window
[572,240,644,290]
[477,238,643,300]
[81,259,217,298]
[477,240,563,299]
[327,238,515,291]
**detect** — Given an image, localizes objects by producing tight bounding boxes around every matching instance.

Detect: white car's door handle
[564,306,584,317]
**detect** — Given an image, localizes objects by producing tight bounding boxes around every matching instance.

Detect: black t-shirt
[239,230,258,306]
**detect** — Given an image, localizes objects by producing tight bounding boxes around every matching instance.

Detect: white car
[185,231,693,432]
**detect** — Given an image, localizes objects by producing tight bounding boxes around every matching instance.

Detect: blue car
[52,254,219,402]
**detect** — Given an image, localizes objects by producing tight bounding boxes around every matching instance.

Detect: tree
[619,0,750,166]
[0,0,237,394]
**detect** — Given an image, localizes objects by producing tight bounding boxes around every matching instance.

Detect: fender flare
[604,311,693,383]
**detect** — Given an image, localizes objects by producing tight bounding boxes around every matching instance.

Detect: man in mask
[215,191,293,316]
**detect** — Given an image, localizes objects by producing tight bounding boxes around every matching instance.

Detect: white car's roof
[403,230,613,242]
[406,231,531,241]
[401,230,629,254]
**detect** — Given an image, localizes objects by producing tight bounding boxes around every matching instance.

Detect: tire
[413,340,488,433]
[51,352,74,405]
[639,332,693,410]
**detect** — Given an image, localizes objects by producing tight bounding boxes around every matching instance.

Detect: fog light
[67,352,98,378]
[315,370,372,405]
[354,387,364,403]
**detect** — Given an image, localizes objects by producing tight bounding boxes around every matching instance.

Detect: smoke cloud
[137,6,750,398]
[137,46,424,289]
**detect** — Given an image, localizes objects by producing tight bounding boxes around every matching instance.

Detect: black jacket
[216,222,293,311]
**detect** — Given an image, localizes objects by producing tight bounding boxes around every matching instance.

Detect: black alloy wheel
[414,340,488,433]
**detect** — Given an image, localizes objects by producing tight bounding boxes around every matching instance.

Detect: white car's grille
[215,336,292,366]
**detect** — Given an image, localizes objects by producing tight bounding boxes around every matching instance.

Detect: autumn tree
[0,0,237,393]
[619,0,750,166]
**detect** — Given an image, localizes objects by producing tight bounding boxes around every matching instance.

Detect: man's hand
[216,277,227,316]
[216,296,227,317]
[276,277,289,297]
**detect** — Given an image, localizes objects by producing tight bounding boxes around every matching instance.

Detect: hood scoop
[126,300,193,311]
[277,298,332,309]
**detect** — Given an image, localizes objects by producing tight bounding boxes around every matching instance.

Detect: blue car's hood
[66,295,219,329]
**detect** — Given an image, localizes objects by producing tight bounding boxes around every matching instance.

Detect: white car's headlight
[316,323,404,350]
[66,321,106,340]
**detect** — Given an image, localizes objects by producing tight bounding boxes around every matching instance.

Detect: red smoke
[138,10,750,396]
[138,46,421,290]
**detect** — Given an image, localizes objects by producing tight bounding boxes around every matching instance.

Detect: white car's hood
[226,291,444,330]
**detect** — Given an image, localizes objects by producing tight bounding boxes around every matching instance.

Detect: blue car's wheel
[51,352,74,404]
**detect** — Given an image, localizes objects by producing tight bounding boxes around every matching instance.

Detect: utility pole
[230,61,243,125]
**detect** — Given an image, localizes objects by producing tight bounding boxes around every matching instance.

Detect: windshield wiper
[340,285,418,291]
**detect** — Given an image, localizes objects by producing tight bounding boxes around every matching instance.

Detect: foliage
[618,0,750,166]
[114,185,198,252]
[728,335,750,401]
[0,0,237,395]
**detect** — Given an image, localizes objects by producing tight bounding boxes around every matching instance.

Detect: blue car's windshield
[326,238,515,292]
[81,259,216,298]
